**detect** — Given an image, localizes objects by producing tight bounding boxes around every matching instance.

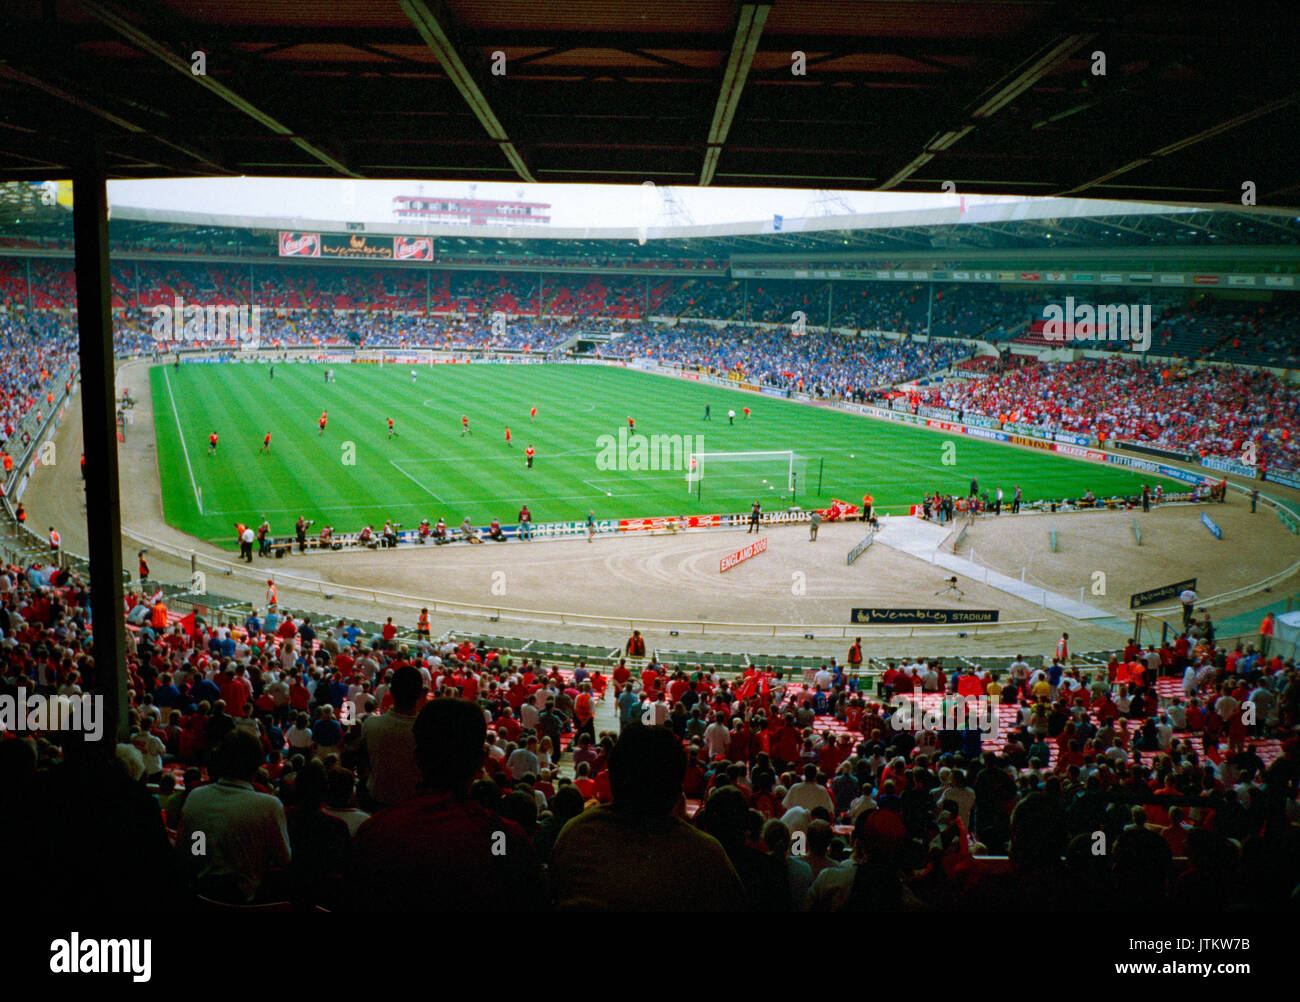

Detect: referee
[747,500,761,534]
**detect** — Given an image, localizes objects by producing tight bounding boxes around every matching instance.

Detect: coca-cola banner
[394,236,433,261]
[279,232,320,257]
[279,232,433,260]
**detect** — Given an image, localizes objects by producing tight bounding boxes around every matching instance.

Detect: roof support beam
[0,59,225,172]
[75,0,358,177]
[400,0,535,183]
[880,32,1094,190]
[1059,94,1298,196]
[700,3,770,187]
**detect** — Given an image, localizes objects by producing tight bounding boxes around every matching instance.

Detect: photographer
[237,524,254,563]
[358,525,376,549]
[487,517,508,542]
[295,515,312,552]
[382,521,399,548]
[319,524,334,548]
[433,518,448,544]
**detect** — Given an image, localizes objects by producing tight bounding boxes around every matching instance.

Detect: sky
[106,178,1028,229]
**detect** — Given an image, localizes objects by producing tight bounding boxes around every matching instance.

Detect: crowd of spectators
[2,253,1295,367]
[612,320,967,396]
[920,357,1300,470]
[2,567,1297,911]
[0,261,682,317]
[0,314,78,448]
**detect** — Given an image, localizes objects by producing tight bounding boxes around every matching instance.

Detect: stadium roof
[0,0,1296,206]
[100,197,1300,254]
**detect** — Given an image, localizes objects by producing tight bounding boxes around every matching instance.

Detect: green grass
[150,361,1181,549]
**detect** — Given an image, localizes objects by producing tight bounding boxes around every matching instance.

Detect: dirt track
[959,502,1298,616]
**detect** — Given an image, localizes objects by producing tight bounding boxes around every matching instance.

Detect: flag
[180,611,198,638]
[735,670,774,701]
[773,214,783,231]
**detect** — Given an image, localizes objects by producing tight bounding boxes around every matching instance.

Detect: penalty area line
[388,460,446,502]
[163,366,203,515]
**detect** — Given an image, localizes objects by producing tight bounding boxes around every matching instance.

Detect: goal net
[686,450,808,495]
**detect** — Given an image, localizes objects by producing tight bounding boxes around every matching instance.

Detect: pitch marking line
[388,460,446,502]
[163,366,203,514]
[394,447,590,465]
[421,398,597,413]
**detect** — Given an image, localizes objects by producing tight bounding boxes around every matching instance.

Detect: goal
[686,450,808,497]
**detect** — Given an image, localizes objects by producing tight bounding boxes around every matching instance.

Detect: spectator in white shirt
[783,764,834,814]
[780,805,812,836]
[1154,715,1173,750]
[704,713,731,759]
[1214,692,1240,721]
[131,727,166,781]
[1249,685,1277,728]
[507,737,540,781]
[648,695,671,726]
[934,769,975,828]
[176,731,291,903]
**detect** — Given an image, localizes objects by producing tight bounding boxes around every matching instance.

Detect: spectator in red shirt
[289,676,311,712]
[573,762,598,801]
[493,707,522,743]
[612,659,631,688]
[574,683,596,742]
[345,698,545,910]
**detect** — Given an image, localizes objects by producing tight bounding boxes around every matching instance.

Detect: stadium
[0,0,1298,933]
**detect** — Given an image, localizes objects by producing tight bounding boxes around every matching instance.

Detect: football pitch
[150,362,1179,548]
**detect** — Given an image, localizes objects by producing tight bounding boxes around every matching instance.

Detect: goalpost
[686,450,808,500]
